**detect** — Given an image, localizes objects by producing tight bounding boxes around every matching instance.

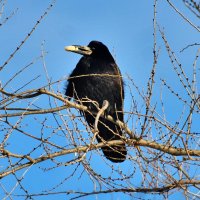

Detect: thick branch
[1,138,200,179]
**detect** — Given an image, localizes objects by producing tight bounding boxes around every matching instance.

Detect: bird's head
[65,41,114,62]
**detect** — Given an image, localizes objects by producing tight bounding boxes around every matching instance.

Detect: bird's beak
[65,45,92,56]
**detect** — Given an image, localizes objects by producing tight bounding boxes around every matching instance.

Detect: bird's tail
[100,141,127,163]
[96,118,127,163]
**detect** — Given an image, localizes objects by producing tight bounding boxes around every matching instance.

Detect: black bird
[65,41,127,162]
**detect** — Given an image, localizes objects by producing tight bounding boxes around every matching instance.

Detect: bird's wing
[65,69,77,99]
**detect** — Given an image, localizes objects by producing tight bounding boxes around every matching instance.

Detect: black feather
[65,41,127,162]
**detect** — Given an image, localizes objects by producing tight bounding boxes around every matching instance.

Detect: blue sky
[1,1,200,200]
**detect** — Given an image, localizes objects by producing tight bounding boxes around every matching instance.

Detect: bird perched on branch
[65,41,127,162]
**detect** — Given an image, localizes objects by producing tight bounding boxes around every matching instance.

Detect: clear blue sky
[1,1,199,199]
